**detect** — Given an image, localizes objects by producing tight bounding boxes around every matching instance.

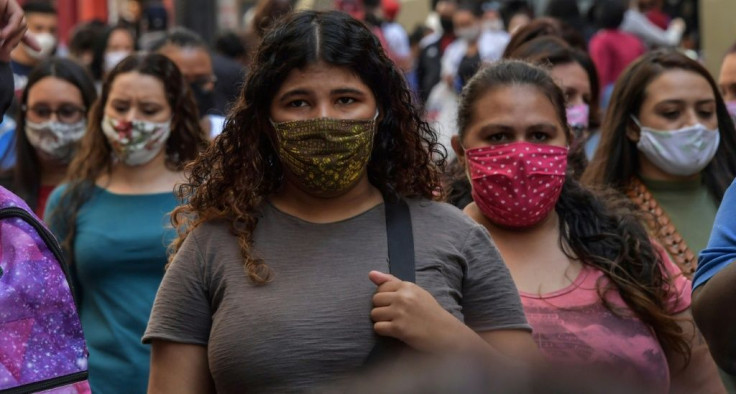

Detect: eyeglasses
[23,104,87,124]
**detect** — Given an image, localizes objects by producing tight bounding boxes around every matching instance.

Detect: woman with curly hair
[143,10,536,393]
[449,59,723,392]
[44,53,209,393]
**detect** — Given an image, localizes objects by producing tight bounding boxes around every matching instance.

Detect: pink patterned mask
[466,142,568,228]
[726,101,736,118]
[566,104,589,136]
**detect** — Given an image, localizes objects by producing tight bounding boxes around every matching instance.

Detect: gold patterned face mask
[271,114,378,195]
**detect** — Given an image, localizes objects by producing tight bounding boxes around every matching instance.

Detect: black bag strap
[363,197,415,366]
[384,198,415,282]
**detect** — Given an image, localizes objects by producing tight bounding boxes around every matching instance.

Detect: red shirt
[646,9,670,30]
[589,29,646,88]
[36,184,55,219]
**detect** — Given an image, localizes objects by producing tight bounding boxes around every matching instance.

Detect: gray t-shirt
[143,199,529,393]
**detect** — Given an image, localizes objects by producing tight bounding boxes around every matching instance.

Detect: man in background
[9,1,56,96]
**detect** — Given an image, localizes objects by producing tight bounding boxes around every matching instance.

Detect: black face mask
[189,82,215,118]
[440,17,454,35]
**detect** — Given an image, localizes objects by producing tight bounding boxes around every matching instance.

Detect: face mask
[25,119,86,163]
[632,116,720,176]
[190,82,215,118]
[271,114,378,195]
[23,32,56,60]
[101,115,172,166]
[566,104,589,137]
[726,101,736,119]
[466,142,568,228]
[104,50,131,73]
[455,25,481,42]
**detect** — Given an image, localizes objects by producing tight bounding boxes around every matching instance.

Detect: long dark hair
[502,17,586,58]
[170,10,446,284]
[454,60,690,362]
[582,49,736,202]
[48,53,208,261]
[1,57,97,210]
[90,25,137,81]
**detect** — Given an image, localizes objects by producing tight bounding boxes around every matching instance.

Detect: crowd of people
[1,0,735,393]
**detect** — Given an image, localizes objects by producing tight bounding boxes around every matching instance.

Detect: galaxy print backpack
[0,187,89,393]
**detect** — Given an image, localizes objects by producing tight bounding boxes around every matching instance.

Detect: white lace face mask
[25,119,87,163]
[101,115,172,166]
[632,116,720,176]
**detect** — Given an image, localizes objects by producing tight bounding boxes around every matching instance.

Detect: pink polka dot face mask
[466,141,568,228]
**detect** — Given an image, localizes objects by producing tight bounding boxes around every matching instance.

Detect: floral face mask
[101,115,172,166]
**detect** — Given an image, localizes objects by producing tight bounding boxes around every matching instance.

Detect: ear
[625,118,641,143]
[451,135,466,169]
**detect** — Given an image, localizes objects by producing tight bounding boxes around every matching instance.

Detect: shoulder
[182,219,241,258]
[407,199,487,241]
[419,32,441,49]
[46,184,70,208]
[189,219,232,241]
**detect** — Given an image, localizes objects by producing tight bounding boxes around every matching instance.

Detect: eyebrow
[479,122,559,131]
[331,88,366,96]
[278,89,310,102]
[278,87,367,102]
[656,98,716,106]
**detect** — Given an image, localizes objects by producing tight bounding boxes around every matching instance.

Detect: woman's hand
[369,270,477,353]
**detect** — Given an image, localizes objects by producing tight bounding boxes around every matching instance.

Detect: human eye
[30,105,52,119]
[336,96,356,105]
[59,104,82,116]
[697,104,716,119]
[111,100,129,113]
[141,105,161,116]
[287,99,308,108]
[530,132,549,142]
[487,132,509,143]
[659,110,680,120]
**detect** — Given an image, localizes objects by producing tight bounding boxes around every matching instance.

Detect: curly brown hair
[48,53,208,260]
[170,10,446,284]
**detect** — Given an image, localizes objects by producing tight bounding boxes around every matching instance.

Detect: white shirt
[382,22,411,59]
[440,29,510,78]
[620,9,684,48]
[208,114,226,139]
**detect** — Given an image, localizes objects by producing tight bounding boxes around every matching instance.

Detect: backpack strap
[363,197,415,366]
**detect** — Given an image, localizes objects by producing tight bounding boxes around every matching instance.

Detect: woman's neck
[637,152,701,183]
[463,202,580,294]
[39,158,68,186]
[270,173,383,224]
[99,151,181,194]
[466,203,562,264]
